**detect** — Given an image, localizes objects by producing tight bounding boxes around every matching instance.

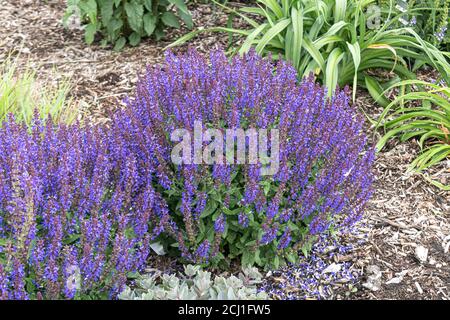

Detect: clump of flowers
[0,117,152,299]
[112,49,375,269]
[0,49,374,299]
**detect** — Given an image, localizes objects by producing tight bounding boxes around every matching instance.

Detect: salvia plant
[169,0,450,103]
[111,49,375,269]
[0,117,153,299]
[64,0,193,50]
[118,265,268,300]
[376,79,450,190]
[0,49,374,299]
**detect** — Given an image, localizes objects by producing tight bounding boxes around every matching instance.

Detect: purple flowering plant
[112,49,375,269]
[0,117,153,299]
[0,49,374,299]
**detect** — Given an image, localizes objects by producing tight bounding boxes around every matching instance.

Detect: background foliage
[376,79,450,189]
[170,0,450,103]
[64,0,193,50]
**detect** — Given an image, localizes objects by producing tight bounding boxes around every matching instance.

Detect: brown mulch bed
[1,0,449,300]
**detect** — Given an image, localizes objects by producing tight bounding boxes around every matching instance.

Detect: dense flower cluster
[0,49,374,299]
[111,49,374,267]
[0,118,152,299]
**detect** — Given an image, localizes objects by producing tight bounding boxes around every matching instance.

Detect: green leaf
[241,249,255,267]
[168,0,189,16]
[273,256,280,269]
[129,32,141,46]
[144,0,153,12]
[239,23,268,54]
[79,0,97,23]
[143,13,157,36]
[113,36,127,51]
[106,18,123,35]
[63,234,80,245]
[346,41,361,102]
[290,5,303,70]
[200,200,218,218]
[254,19,291,54]
[124,0,144,33]
[84,23,97,45]
[177,7,193,29]
[98,0,113,25]
[161,12,181,29]
[325,47,344,96]
[364,75,391,108]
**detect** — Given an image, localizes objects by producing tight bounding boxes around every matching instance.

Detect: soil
[1,0,449,300]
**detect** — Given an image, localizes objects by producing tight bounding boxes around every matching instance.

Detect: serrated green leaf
[124,0,144,33]
[98,0,113,25]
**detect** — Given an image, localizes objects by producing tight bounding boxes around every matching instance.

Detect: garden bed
[1,0,449,300]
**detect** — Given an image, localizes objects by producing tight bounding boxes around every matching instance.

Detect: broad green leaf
[84,23,97,45]
[124,0,144,33]
[113,36,127,51]
[98,0,113,25]
[143,13,157,36]
[177,7,193,29]
[161,12,181,28]
[129,32,141,46]
[79,0,97,23]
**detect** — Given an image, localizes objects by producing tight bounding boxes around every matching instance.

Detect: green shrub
[170,0,450,102]
[118,265,268,300]
[376,79,450,189]
[0,57,79,126]
[64,0,193,50]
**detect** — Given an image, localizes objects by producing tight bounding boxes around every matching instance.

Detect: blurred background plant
[169,0,450,103]
[64,0,193,50]
[377,0,449,50]
[0,56,80,126]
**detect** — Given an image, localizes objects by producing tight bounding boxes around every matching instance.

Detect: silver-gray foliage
[118,265,268,300]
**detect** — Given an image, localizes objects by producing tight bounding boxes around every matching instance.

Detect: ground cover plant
[64,0,193,50]
[0,49,374,299]
[119,265,268,300]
